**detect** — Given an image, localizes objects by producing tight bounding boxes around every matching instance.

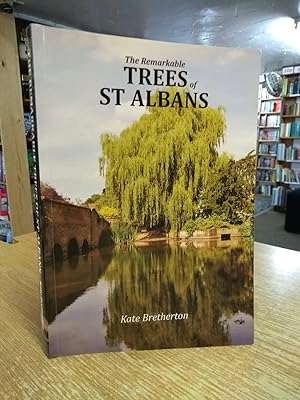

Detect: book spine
[26,27,49,355]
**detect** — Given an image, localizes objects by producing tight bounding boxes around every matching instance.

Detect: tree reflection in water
[102,242,253,350]
[46,241,253,352]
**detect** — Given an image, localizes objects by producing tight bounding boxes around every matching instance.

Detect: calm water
[45,242,253,357]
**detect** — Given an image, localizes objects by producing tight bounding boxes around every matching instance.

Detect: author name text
[120,312,188,323]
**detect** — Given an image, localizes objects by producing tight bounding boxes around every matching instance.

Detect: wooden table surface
[0,233,299,399]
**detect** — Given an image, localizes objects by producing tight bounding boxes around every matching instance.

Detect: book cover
[28,24,260,357]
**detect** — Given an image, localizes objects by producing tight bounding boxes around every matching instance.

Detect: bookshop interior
[0,1,300,398]
[1,1,300,252]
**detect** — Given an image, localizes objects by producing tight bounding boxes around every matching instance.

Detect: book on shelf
[256,169,275,182]
[0,186,8,217]
[24,112,32,136]
[259,86,279,100]
[277,143,286,160]
[280,122,300,138]
[258,128,279,141]
[275,165,300,183]
[271,186,288,207]
[276,142,300,161]
[259,114,280,127]
[0,151,6,183]
[260,99,281,113]
[27,24,260,358]
[282,76,300,96]
[258,143,277,155]
[285,145,300,161]
[21,74,30,100]
[0,153,12,244]
[257,156,276,168]
[256,184,273,196]
[282,99,300,117]
[0,217,12,243]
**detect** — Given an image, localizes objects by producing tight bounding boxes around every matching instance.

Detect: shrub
[238,220,253,237]
[110,223,137,244]
[98,206,120,220]
[183,214,231,234]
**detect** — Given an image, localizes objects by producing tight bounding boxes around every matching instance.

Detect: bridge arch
[41,199,112,264]
[98,229,113,248]
[52,243,64,272]
[53,243,63,262]
[82,239,89,255]
[68,238,80,258]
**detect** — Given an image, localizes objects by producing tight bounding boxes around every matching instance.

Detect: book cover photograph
[28,24,260,357]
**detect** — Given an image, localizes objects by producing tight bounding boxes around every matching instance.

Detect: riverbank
[133,227,246,248]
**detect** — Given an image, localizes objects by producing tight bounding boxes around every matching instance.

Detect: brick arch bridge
[41,198,112,264]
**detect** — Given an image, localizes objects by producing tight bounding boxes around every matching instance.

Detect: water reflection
[46,241,253,357]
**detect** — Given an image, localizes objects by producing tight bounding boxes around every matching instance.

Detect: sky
[32,24,261,202]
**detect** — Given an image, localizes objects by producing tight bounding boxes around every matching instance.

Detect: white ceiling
[15,0,300,72]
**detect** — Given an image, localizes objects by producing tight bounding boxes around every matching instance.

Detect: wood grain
[0,13,34,236]
[0,235,299,399]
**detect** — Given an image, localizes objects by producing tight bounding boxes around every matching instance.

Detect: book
[0,151,5,183]
[27,24,260,357]
[0,185,8,217]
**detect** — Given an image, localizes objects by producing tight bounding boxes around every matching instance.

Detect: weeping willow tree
[99,88,226,231]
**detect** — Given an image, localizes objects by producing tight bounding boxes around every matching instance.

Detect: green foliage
[238,220,254,237]
[199,152,255,225]
[183,214,232,234]
[100,88,226,231]
[182,220,196,235]
[40,182,71,204]
[110,223,137,244]
[84,193,102,204]
[167,183,193,232]
[84,192,121,221]
[98,206,120,220]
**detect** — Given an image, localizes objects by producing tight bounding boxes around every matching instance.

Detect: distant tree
[84,193,102,205]
[98,206,120,220]
[100,88,226,231]
[199,151,255,224]
[74,198,84,206]
[40,182,71,204]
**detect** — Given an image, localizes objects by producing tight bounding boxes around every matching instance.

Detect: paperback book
[28,24,260,357]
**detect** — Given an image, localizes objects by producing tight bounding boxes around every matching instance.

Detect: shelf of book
[270,65,300,209]
[256,82,281,200]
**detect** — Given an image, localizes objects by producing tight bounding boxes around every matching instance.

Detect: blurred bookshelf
[255,66,300,212]
[272,66,300,210]
[256,80,281,200]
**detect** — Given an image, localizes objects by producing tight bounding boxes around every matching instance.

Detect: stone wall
[41,199,110,264]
